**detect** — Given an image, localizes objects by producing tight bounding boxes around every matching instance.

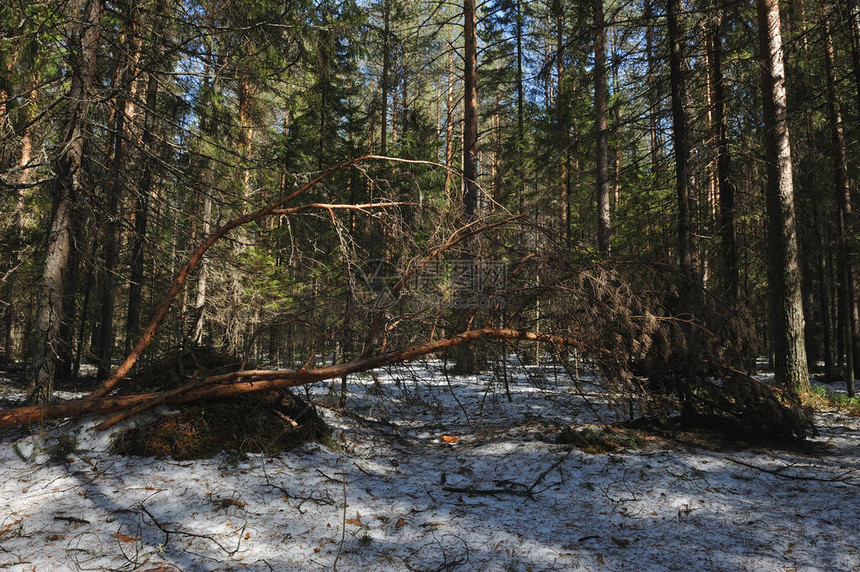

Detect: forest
[0,0,859,569]
[1,0,855,427]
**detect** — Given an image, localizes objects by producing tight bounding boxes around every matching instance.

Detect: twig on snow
[528,448,573,494]
[139,503,245,556]
[725,456,860,486]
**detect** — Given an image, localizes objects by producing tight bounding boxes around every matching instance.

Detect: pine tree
[758,0,810,394]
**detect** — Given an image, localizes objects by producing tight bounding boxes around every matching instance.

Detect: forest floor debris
[1,361,858,571]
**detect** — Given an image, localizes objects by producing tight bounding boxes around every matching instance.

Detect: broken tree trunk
[88,155,450,399]
[0,328,594,430]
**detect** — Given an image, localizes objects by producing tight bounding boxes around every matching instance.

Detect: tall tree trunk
[816,202,836,378]
[1,40,19,328]
[462,0,478,221]
[758,0,810,394]
[594,0,611,256]
[554,0,570,245]
[492,104,503,209]
[516,0,525,214]
[126,0,168,353]
[849,0,860,112]
[610,25,622,211]
[57,225,83,381]
[126,70,161,351]
[29,0,104,402]
[705,2,738,302]
[444,45,455,199]
[644,0,659,171]
[4,72,38,360]
[642,0,659,252]
[380,0,390,155]
[98,3,142,379]
[401,53,409,143]
[192,193,212,345]
[72,246,95,379]
[317,15,330,171]
[238,78,254,209]
[825,16,856,396]
[667,0,693,277]
[453,0,479,374]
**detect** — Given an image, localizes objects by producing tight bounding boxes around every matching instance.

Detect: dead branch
[0,328,597,430]
[89,156,447,399]
[528,449,574,493]
[93,374,215,431]
[441,485,533,497]
[725,456,860,486]
[271,201,413,216]
[361,213,526,355]
[139,503,242,556]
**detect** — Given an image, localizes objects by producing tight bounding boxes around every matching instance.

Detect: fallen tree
[0,328,594,430]
[0,155,816,441]
[0,313,815,441]
[2,156,549,431]
[88,155,452,400]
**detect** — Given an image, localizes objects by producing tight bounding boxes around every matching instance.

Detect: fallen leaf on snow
[215,498,247,511]
[113,532,140,543]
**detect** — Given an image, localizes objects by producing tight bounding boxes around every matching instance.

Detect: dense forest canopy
[0,0,857,431]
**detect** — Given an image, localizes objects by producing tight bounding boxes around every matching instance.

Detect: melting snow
[1,363,858,571]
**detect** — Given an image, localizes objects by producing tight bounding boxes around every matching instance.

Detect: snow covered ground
[1,362,858,571]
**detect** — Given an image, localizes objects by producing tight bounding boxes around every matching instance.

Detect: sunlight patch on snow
[1,362,858,570]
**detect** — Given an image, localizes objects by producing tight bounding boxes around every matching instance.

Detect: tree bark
[238,77,255,209]
[824,16,856,396]
[98,3,142,379]
[594,0,611,256]
[444,45,455,199]
[516,0,525,214]
[28,0,104,402]
[705,3,738,303]
[553,0,570,245]
[192,192,212,344]
[463,0,479,221]
[453,0,480,373]
[816,202,835,379]
[3,71,38,360]
[644,0,659,171]
[667,0,693,277]
[758,0,810,394]
[850,0,860,112]
[381,0,390,155]
[126,63,162,351]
